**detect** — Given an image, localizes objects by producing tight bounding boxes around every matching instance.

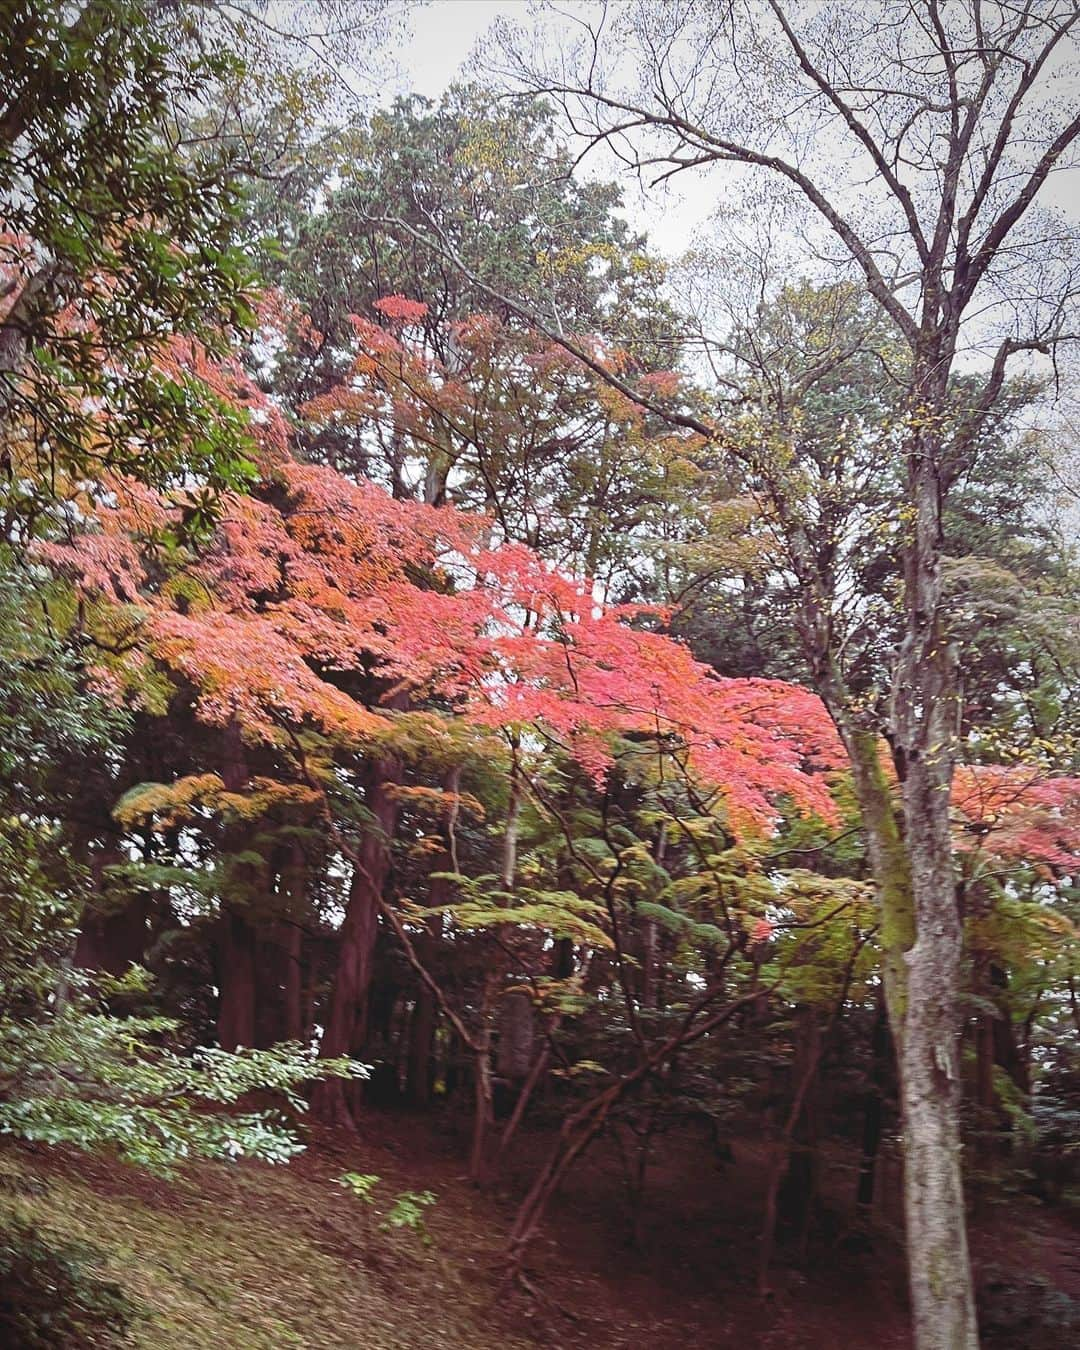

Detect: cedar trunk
[313,755,401,1125]
[217,910,257,1051]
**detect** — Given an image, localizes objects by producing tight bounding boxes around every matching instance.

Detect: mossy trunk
[839,700,975,1345]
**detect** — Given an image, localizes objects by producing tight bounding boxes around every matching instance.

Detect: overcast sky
[388,0,716,256]
[382,0,1080,502]
[386,0,1080,264]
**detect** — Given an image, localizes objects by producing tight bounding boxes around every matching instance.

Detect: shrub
[978,1267,1080,1349]
[0,1217,134,1348]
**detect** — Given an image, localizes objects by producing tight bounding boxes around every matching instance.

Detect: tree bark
[312,754,401,1125]
[214,722,260,1052]
[281,919,304,1042]
[809,379,976,1347]
[406,768,459,1106]
[891,377,977,1349]
[217,909,257,1051]
[278,843,308,1043]
[73,825,147,976]
[406,983,438,1107]
[470,1018,496,1184]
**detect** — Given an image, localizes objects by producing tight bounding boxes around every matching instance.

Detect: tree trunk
[470,760,522,1181]
[74,829,148,975]
[74,895,149,976]
[857,997,889,1213]
[841,737,975,1350]
[470,1018,495,1184]
[217,910,257,1051]
[496,988,535,1081]
[779,1007,821,1260]
[899,1016,974,1350]
[216,722,259,1052]
[759,1007,822,1293]
[281,920,304,1042]
[406,986,438,1107]
[498,1041,552,1166]
[891,388,978,1350]
[279,844,308,1043]
[313,754,401,1125]
[406,770,459,1106]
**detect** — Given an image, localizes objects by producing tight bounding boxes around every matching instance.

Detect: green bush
[978,1267,1080,1349]
[0,1217,134,1348]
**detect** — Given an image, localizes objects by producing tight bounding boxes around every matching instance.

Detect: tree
[38,307,845,1151]
[303,298,701,592]
[0,1,267,525]
[492,5,1080,1343]
[0,0,411,1164]
[0,538,365,1174]
[243,83,679,454]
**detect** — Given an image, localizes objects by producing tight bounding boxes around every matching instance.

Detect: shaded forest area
[1,4,1079,1348]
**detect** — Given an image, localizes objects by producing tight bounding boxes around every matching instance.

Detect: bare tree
[486,4,1080,1345]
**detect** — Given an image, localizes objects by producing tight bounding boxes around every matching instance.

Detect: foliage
[338,1171,381,1203]
[1,14,1078,1333]
[248,85,677,399]
[382,1190,437,1246]
[0,972,368,1174]
[338,1173,437,1246]
[0,540,364,1180]
[0,0,257,529]
[302,302,693,591]
[977,1267,1080,1350]
[0,1216,134,1349]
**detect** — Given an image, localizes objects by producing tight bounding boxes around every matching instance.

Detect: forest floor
[2,1107,1077,1349]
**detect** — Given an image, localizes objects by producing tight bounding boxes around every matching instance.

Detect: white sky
[387,0,1080,261]
[388,0,713,255]
[396,0,500,93]
[381,0,1080,506]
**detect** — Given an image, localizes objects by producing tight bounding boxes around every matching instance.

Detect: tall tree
[244,85,678,429]
[493,5,1080,1343]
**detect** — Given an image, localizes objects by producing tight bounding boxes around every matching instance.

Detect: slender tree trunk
[974,1012,995,1156]
[407,981,439,1107]
[279,844,307,1043]
[215,722,259,1052]
[505,981,761,1271]
[857,996,889,1213]
[284,923,304,1041]
[406,769,459,1106]
[498,938,572,1168]
[781,1007,822,1259]
[760,1009,822,1293]
[497,1041,552,1165]
[470,759,523,1182]
[470,1017,496,1184]
[639,822,666,1008]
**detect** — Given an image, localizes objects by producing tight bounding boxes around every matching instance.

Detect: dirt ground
[3,1106,1077,1348]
